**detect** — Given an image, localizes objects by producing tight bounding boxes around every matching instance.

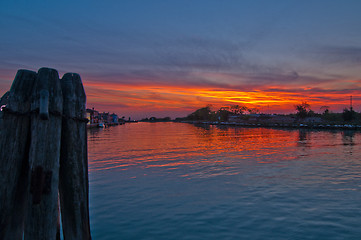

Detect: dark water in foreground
[88,122,361,240]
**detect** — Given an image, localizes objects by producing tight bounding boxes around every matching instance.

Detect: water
[88,122,361,240]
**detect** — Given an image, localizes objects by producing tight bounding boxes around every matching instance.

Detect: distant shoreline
[90,119,361,131]
[179,120,361,131]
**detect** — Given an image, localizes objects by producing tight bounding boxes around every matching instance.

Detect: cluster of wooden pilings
[0,68,91,239]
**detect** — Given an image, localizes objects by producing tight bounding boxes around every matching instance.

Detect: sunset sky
[1,0,361,119]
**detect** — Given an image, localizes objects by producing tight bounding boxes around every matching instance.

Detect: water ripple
[88,123,361,239]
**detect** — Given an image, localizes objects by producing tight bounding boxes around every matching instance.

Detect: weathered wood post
[25,68,63,239]
[59,73,91,239]
[0,70,37,240]
[1,67,92,238]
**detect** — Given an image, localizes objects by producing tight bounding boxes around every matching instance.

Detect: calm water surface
[88,122,361,240]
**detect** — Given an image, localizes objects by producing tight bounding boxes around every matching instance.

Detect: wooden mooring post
[59,73,91,239]
[0,68,91,239]
[0,70,37,239]
[25,68,63,239]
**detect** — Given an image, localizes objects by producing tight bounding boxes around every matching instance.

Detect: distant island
[86,102,361,130]
[172,103,361,130]
[138,102,361,130]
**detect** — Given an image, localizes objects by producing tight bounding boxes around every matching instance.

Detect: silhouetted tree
[187,106,215,121]
[230,105,242,114]
[248,108,260,114]
[295,102,310,119]
[216,109,232,121]
[308,109,315,116]
[229,105,252,115]
[320,106,330,115]
[342,108,355,122]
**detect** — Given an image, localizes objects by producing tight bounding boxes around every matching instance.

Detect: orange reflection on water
[87,123,308,176]
[88,123,361,178]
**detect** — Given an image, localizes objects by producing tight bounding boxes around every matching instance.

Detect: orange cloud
[84,79,360,119]
[1,69,359,120]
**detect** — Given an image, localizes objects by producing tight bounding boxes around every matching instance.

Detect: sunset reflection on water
[87,122,361,177]
[88,122,361,240]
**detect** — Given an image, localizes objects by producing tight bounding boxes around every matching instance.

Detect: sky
[1,0,361,119]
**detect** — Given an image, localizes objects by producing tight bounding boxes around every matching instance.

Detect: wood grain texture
[1,68,91,239]
[0,70,36,240]
[24,68,63,240]
[59,73,91,239]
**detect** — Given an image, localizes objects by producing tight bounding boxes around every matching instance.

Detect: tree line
[177,103,360,123]
[180,104,259,122]
[294,102,358,122]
